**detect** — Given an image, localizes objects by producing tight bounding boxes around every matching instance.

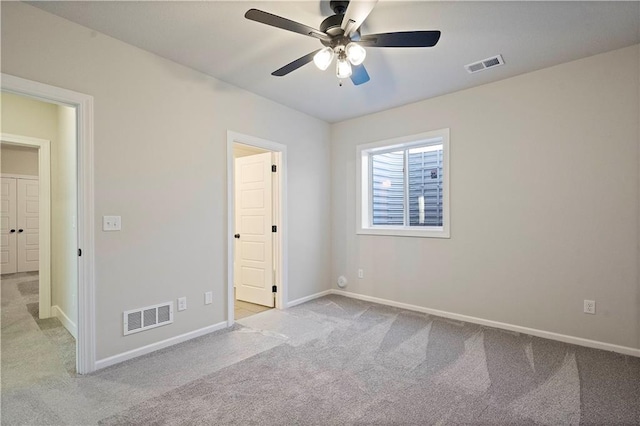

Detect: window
[357,129,450,238]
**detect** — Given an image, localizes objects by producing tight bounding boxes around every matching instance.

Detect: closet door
[17,179,39,273]
[1,178,17,274]
[234,152,275,308]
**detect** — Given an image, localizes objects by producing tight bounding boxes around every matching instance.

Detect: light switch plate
[103,216,121,231]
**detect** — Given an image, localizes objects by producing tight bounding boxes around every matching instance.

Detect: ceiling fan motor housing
[319,14,360,48]
[320,14,345,37]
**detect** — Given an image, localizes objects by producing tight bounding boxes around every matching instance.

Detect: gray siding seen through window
[408,146,443,227]
[372,151,404,225]
[371,145,443,227]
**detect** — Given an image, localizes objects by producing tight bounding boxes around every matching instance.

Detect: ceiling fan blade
[350,64,370,86]
[341,0,378,37]
[360,31,441,47]
[272,50,321,77]
[245,9,331,43]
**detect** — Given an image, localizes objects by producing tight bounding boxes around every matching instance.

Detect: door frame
[1,136,50,314]
[2,73,96,374]
[226,131,287,326]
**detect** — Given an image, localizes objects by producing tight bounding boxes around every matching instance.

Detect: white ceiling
[29,1,640,123]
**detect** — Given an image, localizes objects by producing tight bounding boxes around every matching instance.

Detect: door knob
[234,234,240,239]
[18,229,24,233]
[10,229,16,233]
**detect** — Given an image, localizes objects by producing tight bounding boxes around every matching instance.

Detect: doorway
[1,73,95,374]
[227,132,287,324]
[1,95,78,376]
[1,135,52,317]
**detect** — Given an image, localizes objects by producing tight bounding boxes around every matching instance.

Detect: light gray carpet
[96,297,640,425]
[3,291,640,425]
[1,272,77,383]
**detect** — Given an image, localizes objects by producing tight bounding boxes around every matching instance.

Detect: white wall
[233,143,267,158]
[1,91,58,143]
[1,2,331,360]
[51,104,78,331]
[0,145,38,176]
[331,45,640,350]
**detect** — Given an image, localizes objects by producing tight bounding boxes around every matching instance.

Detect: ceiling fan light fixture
[345,42,366,66]
[244,3,442,86]
[336,53,352,79]
[313,47,335,71]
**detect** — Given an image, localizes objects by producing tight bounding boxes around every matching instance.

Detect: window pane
[408,144,443,227]
[371,151,404,225]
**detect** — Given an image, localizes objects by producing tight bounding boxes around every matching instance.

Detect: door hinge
[78,248,82,257]
[272,164,277,173]
[272,225,277,232]
[272,285,277,293]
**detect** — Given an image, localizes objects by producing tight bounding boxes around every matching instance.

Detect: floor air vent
[465,54,505,74]
[124,301,173,335]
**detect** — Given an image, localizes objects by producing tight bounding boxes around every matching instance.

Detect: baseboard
[330,289,640,358]
[51,305,77,339]
[95,321,228,371]
[287,289,333,308]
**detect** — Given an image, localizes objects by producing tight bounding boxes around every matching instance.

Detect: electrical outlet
[205,292,212,305]
[102,215,121,231]
[178,297,187,311]
[584,299,596,314]
[358,269,364,279]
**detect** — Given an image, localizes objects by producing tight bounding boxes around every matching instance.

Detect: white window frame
[356,128,450,238]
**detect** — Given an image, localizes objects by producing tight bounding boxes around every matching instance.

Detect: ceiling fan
[245,0,441,86]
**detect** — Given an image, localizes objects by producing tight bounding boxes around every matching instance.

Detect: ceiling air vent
[124,301,173,335]
[465,54,505,74]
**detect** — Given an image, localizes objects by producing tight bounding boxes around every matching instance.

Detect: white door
[0,178,17,274]
[17,179,39,272]
[234,152,274,308]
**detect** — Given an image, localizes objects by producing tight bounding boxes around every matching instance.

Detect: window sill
[357,226,450,239]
